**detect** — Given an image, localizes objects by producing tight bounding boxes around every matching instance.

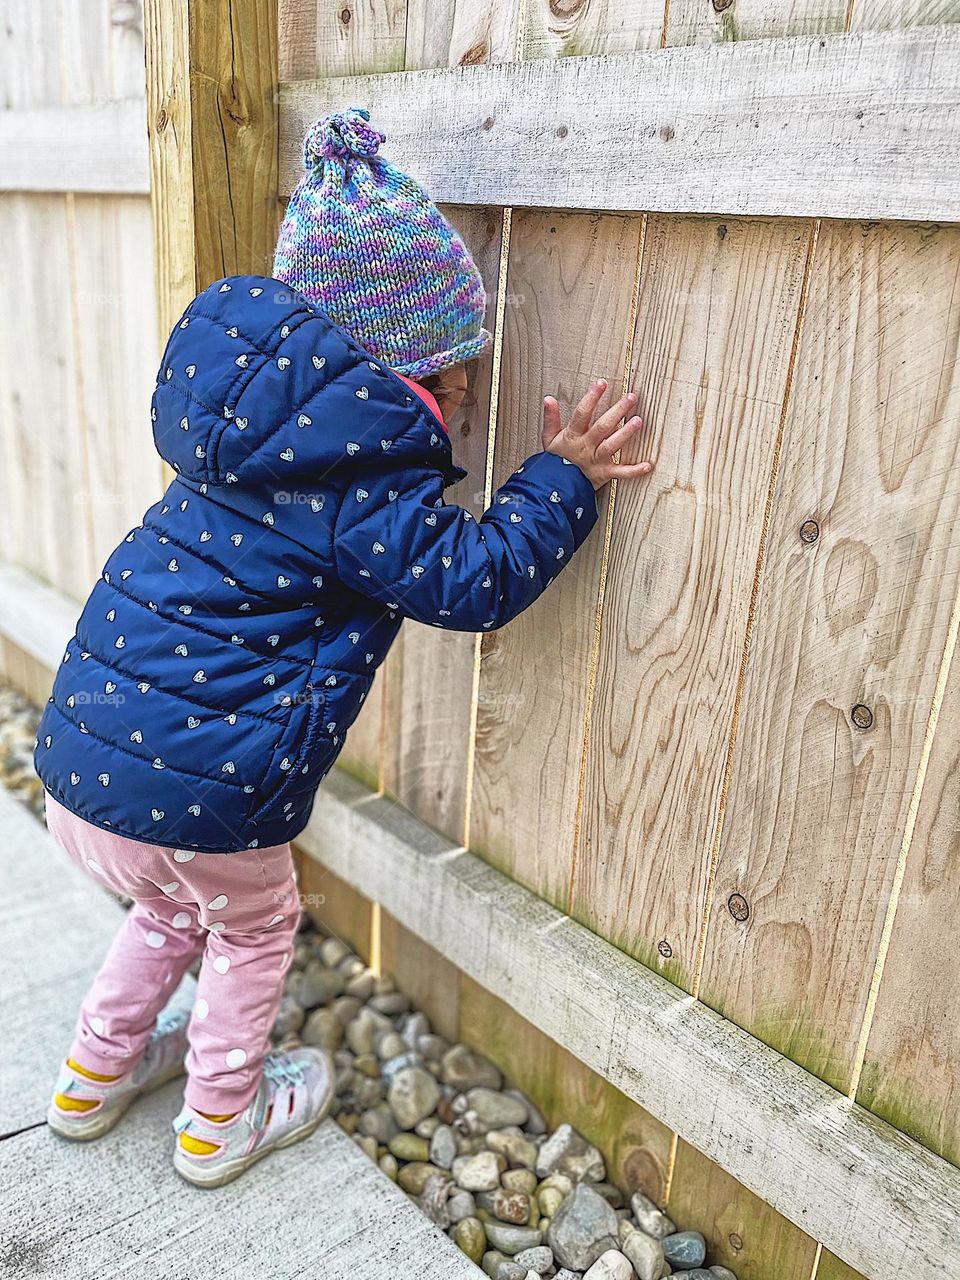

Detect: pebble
[429,1124,458,1170]
[388,1067,441,1129]
[416,1115,440,1139]
[710,1269,738,1280]
[506,1088,547,1135]
[401,1011,431,1047]
[346,1014,378,1056]
[662,1231,707,1269]
[536,1124,606,1184]
[370,991,411,1015]
[619,1220,665,1280]
[319,937,351,967]
[290,959,345,1008]
[441,1043,503,1091]
[418,1033,449,1062]
[388,1132,431,1162]
[272,995,305,1039]
[478,1187,533,1225]
[358,1103,397,1144]
[465,1087,529,1130]
[452,1150,505,1192]
[381,1049,423,1084]
[453,1217,487,1264]
[483,1222,542,1256]
[487,1127,539,1169]
[397,1162,447,1195]
[353,1133,377,1160]
[377,1031,408,1060]
[447,1190,477,1224]
[344,970,376,1000]
[513,1245,553,1274]
[332,995,363,1026]
[547,1184,620,1271]
[482,1251,507,1278]
[301,1008,343,1051]
[537,1185,566,1218]
[420,1173,453,1228]
[583,1250,634,1280]
[378,1153,398,1181]
[501,1168,538,1195]
[631,1190,676,1240]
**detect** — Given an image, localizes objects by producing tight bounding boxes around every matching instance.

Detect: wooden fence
[1,2,959,1278]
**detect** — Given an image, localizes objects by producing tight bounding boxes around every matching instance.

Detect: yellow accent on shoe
[66,1056,121,1083]
[197,1110,237,1122]
[180,1131,222,1156]
[53,1091,98,1113]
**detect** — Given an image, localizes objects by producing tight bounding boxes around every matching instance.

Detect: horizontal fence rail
[1,560,958,1280]
[281,25,960,223]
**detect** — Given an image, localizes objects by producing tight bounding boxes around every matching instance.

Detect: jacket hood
[151,274,468,490]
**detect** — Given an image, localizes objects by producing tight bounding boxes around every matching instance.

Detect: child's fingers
[568,379,608,435]
[608,459,655,480]
[591,391,638,438]
[597,416,643,458]
[541,396,563,446]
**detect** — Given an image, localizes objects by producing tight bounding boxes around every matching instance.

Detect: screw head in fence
[657,939,673,959]
[727,892,750,922]
[799,518,820,544]
[851,703,873,730]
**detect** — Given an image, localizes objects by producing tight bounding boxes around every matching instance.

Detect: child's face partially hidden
[422,362,468,419]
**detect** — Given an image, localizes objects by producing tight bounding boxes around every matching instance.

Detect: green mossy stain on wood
[856,1059,960,1170]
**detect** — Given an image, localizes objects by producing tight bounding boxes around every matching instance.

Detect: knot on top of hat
[303,107,386,170]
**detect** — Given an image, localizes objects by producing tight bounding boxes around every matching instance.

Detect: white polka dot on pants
[145,930,166,949]
[212,954,230,975]
[267,913,285,926]
[207,893,228,911]
[89,1015,105,1035]
[225,1048,247,1069]
[207,921,226,933]
[87,859,104,874]
[195,998,209,1020]
[173,849,195,863]
[172,911,191,929]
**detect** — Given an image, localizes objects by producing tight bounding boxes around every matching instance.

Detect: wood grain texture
[523,0,664,58]
[0,101,149,193]
[572,214,810,986]
[817,1252,870,1280]
[380,206,502,840]
[381,910,460,1041]
[460,975,674,1202]
[295,848,373,961]
[849,0,960,30]
[280,27,960,221]
[405,0,521,68]
[667,1141,818,1280]
[665,0,846,45]
[297,767,960,1279]
[698,220,960,1093]
[468,209,643,903]
[857,631,960,1167]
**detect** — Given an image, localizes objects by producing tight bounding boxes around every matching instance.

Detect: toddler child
[35,107,653,1186]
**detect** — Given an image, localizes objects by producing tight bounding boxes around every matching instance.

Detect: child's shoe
[47,1006,190,1141]
[172,1047,334,1188]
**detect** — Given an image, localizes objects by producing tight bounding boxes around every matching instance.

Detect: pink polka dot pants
[45,794,300,1114]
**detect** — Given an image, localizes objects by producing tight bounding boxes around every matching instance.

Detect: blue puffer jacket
[34,275,599,853]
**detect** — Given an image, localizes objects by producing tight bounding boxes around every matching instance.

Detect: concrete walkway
[0,787,481,1279]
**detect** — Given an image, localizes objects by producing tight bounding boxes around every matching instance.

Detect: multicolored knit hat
[273,106,492,380]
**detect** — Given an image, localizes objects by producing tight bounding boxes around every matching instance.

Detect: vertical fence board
[404,0,521,67]
[468,209,643,903]
[572,214,810,985]
[856,634,960,1167]
[295,848,373,961]
[667,1142,818,1280]
[315,0,407,74]
[698,219,960,1093]
[523,0,664,58]
[849,1,960,30]
[380,206,503,838]
[816,1252,869,1280]
[459,976,674,1202]
[664,0,846,44]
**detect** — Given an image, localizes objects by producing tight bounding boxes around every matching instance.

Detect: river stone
[378,1153,398,1180]
[501,1168,538,1195]
[401,1010,431,1047]
[388,1132,431,1162]
[478,1188,532,1225]
[465,1087,529,1130]
[663,1231,707,1269]
[301,1008,343,1052]
[345,969,376,1000]
[453,1217,487,1264]
[319,936,350,967]
[547,1184,620,1271]
[397,1161,447,1195]
[381,1049,423,1085]
[358,1103,397,1144]
[370,991,411,1015]
[684,1272,718,1279]
[447,1190,477,1223]
[388,1066,441,1129]
[332,995,363,1026]
[631,1190,676,1240]
[353,1053,381,1079]
[710,1269,739,1280]
[292,960,346,1008]
[441,1043,503,1091]
[376,1031,407,1061]
[536,1124,606,1183]
[513,1245,553,1274]
[584,1250,633,1280]
[487,1127,539,1169]
[619,1221,666,1280]
[272,995,305,1039]
[452,1150,505,1191]
[482,1251,507,1278]
[537,1186,566,1218]
[353,1133,377,1160]
[506,1087,548,1134]
[430,1123,458,1169]
[484,1222,543,1256]
[346,1014,377,1056]
[418,1033,449,1062]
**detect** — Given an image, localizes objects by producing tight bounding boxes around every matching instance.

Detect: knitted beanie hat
[273,107,492,380]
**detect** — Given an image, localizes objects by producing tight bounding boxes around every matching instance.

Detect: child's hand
[542,379,654,491]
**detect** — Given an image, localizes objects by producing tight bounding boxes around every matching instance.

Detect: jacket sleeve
[332,449,600,631]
